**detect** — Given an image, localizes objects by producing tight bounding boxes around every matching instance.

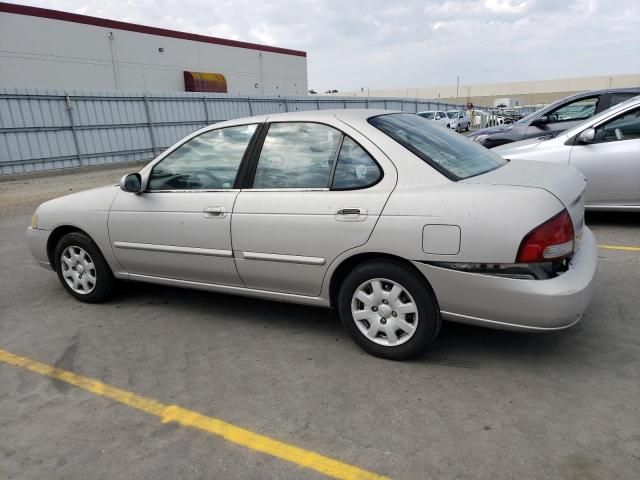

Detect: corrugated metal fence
[0,87,476,175]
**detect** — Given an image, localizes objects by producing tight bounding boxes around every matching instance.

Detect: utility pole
[456,76,460,107]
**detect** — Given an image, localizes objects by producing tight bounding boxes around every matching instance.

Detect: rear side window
[609,92,639,107]
[369,113,506,180]
[253,123,341,188]
[331,137,381,189]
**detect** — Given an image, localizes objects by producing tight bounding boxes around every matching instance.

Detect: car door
[108,123,259,285]
[526,95,601,139]
[231,121,396,296]
[569,105,640,206]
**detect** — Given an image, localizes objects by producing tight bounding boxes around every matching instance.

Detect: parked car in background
[417,110,450,128]
[495,96,640,211]
[469,88,640,148]
[446,111,470,132]
[27,110,596,360]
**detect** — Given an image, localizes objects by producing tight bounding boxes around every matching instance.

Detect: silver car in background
[446,110,470,132]
[27,110,597,360]
[495,96,640,211]
[417,110,451,128]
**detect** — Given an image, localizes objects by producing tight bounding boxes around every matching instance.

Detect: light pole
[456,76,460,107]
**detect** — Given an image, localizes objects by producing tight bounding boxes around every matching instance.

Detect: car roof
[216,109,402,128]
[540,87,640,111]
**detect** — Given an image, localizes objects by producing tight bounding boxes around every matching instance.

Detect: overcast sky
[15,0,640,91]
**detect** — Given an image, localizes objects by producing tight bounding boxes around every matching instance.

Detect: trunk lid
[464,159,586,238]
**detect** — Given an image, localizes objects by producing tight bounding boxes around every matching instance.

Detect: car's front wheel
[338,260,440,360]
[54,232,115,303]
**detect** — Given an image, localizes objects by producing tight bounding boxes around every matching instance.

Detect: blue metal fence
[0,87,473,175]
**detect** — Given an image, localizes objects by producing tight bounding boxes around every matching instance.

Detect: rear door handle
[336,208,367,222]
[202,206,226,218]
[337,208,361,215]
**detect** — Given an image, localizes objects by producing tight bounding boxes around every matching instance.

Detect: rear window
[369,113,507,180]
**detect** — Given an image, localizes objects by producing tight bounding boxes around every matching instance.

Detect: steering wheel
[186,170,223,189]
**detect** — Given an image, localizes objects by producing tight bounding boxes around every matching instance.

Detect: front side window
[594,106,640,143]
[253,123,341,188]
[332,137,381,189]
[548,97,599,123]
[369,113,506,180]
[148,124,257,190]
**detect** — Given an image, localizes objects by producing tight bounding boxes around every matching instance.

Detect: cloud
[10,0,640,91]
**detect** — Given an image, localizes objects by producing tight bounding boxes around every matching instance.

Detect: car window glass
[548,97,599,123]
[370,113,506,180]
[148,124,257,191]
[253,123,341,188]
[610,93,639,106]
[419,112,435,120]
[331,137,381,189]
[594,106,640,143]
[447,112,457,119]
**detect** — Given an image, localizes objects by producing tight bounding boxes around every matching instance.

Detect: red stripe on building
[0,2,307,57]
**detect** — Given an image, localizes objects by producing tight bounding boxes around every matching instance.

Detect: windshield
[369,113,507,180]
[447,111,459,119]
[418,112,435,120]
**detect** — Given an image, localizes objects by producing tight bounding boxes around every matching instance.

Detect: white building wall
[341,74,640,99]
[0,11,307,96]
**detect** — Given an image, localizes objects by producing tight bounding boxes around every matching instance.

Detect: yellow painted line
[598,244,640,252]
[0,348,390,480]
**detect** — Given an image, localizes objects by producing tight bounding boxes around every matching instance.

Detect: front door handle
[202,206,226,218]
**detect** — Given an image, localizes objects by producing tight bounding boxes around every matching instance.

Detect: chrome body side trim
[241,251,326,266]
[113,241,233,258]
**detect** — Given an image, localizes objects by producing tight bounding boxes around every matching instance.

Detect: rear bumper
[27,227,53,270]
[413,227,598,331]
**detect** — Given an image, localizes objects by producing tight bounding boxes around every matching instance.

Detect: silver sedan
[27,110,597,359]
[494,96,640,211]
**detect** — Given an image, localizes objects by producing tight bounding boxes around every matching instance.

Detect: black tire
[338,260,440,360]
[54,232,115,303]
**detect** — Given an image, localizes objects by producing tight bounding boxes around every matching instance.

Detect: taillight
[516,210,574,263]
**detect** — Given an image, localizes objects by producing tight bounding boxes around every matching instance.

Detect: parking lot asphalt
[1,165,639,480]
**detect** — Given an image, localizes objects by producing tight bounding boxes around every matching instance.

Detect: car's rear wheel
[338,260,440,360]
[54,232,115,303]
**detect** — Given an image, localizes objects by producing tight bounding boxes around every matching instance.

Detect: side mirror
[120,173,143,193]
[530,115,549,127]
[577,127,595,144]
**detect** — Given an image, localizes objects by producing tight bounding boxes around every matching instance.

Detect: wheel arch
[46,225,92,268]
[328,252,438,309]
